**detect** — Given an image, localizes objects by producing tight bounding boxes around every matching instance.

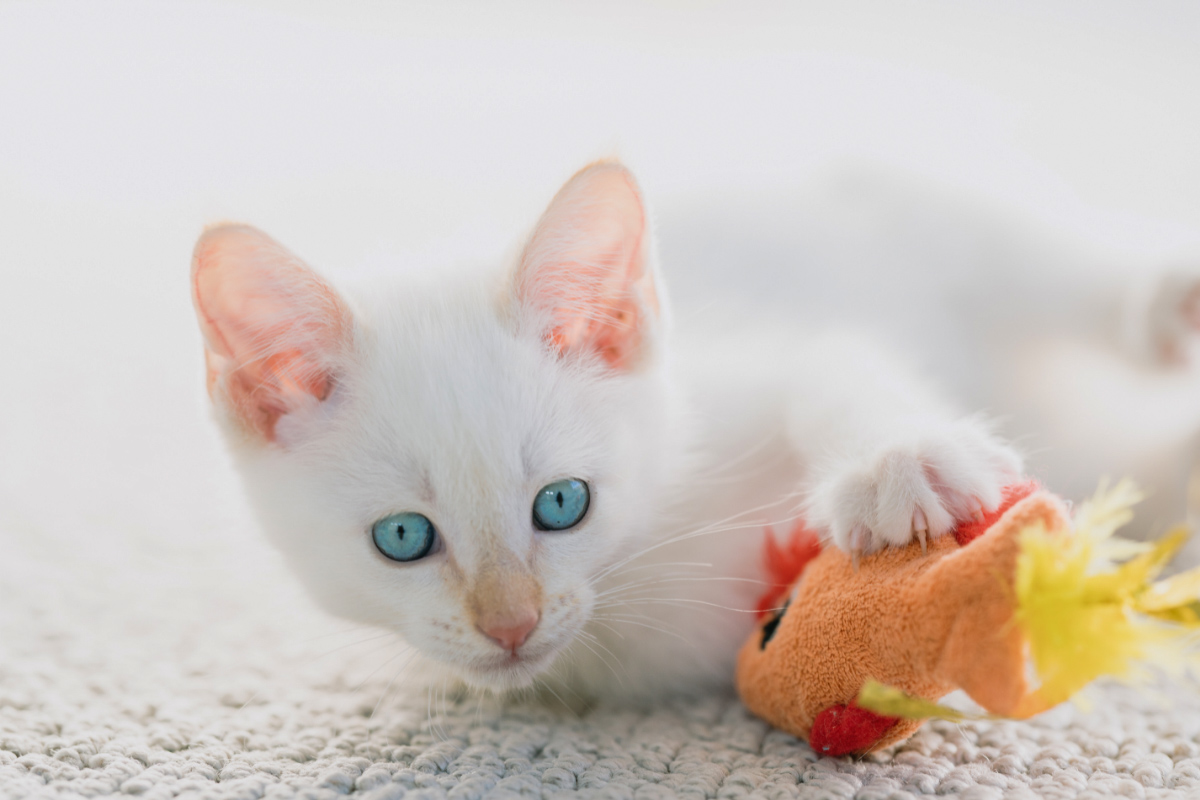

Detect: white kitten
[191,162,1022,700]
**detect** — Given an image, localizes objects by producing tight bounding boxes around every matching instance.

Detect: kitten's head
[192,162,680,691]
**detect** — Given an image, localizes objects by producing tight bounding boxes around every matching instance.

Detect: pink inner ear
[516,162,660,370]
[192,224,350,440]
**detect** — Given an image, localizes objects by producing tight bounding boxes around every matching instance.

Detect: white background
[2,0,1198,605]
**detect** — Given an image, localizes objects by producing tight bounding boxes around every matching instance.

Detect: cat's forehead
[363,292,574,417]
[346,284,613,483]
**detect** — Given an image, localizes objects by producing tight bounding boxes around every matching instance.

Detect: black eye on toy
[759,597,790,650]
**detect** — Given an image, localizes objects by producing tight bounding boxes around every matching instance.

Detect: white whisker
[687,426,786,483]
[534,675,576,715]
[595,597,767,614]
[575,629,627,686]
[351,644,412,695]
[297,622,374,645]
[308,631,396,662]
[369,649,420,719]
[586,618,627,641]
[588,492,808,586]
[591,612,691,643]
[592,569,714,599]
[595,574,768,601]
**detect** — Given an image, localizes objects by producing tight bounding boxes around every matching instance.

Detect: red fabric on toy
[954,480,1040,546]
[809,704,899,757]
[754,481,1039,620]
[755,522,823,618]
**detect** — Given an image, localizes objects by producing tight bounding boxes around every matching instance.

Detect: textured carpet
[5,523,1200,800]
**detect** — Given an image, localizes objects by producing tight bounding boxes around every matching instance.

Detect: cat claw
[913,508,928,555]
[848,524,868,572]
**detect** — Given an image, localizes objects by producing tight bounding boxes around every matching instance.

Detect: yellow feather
[1072,478,1147,559]
[859,481,1200,723]
[1014,522,1166,707]
[1137,564,1200,626]
[856,679,989,722]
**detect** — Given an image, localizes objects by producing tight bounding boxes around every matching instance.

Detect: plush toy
[736,480,1200,757]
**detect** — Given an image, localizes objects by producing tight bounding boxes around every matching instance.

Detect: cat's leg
[785,333,1023,560]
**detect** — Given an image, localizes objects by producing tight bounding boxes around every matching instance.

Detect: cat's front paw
[808,422,1022,561]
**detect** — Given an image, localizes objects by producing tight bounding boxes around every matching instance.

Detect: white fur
[195,164,1200,703]
[226,273,686,695]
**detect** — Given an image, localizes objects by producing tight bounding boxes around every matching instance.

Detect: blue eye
[532,479,590,531]
[371,512,437,562]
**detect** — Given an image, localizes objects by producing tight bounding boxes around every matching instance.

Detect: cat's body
[662,173,1200,544]
[192,162,1200,702]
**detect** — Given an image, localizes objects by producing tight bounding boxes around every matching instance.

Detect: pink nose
[479,611,540,653]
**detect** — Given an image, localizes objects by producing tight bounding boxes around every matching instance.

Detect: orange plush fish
[736,481,1200,756]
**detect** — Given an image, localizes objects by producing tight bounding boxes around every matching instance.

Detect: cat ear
[513,161,662,370]
[191,224,352,441]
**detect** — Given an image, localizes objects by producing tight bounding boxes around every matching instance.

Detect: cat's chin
[453,649,559,693]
